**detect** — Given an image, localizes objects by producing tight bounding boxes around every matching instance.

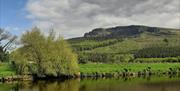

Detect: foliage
[134,46,180,58]
[11,27,79,77]
[70,37,180,63]
[133,57,180,63]
[70,39,122,52]
[0,63,16,77]
[0,46,9,62]
[0,28,17,62]
[78,53,134,63]
[69,26,180,63]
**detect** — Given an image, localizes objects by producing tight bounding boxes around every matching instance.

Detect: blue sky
[0,0,32,36]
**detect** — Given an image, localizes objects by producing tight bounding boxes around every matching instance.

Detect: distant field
[80,63,180,74]
[0,63,16,77]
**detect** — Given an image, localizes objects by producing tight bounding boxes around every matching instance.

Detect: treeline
[77,46,180,63]
[78,52,180,64]
[78,52,134,63]
[135,46,180,58]
[69,36,124,42]
[72,39,122,51]
[134,57,180,63]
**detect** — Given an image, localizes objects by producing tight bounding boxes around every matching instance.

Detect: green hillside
[68,25,180,63]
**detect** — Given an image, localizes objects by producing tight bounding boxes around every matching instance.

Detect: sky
[0,0,32,36]
[0,0,180,38]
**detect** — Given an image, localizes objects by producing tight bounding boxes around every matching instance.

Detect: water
[0,76,180,91]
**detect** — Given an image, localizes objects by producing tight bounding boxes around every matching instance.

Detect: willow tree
[11,27,79,77]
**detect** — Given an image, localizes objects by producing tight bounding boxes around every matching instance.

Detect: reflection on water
[0,76,180,91]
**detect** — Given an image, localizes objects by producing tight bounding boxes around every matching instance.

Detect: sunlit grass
[0,63,16,77]
[80,63,180,73]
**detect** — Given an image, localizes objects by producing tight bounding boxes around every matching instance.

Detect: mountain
[84,25,178,38]
[68,25,180,63]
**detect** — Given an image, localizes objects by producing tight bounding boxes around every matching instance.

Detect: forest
[69,25,180,63]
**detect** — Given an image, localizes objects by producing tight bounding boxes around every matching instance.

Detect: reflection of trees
[0,83,17,91]
[8,78,180,91]
[13,79,80,91]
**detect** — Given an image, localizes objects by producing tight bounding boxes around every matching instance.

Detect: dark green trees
[11,27,79,77]
[134,46,180,58]
[0,28,17,62]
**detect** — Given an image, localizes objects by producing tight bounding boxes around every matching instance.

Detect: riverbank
[0,63,16,77]
[80,63,180,78]
[0,75,33,82]
[0,63,180,82]
[0,63,33,82]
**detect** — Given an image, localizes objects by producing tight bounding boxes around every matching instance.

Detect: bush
[11,27,79,77]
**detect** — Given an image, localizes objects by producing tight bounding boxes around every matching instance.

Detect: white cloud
[26,0,180,38]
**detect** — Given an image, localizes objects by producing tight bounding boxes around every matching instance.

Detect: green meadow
[80,63,180,74]
[1,63,180,77]
[0,63,16,77]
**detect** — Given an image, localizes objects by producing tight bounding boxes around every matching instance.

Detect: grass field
[1,63,180,77]
[0,63,16,77]
[80,63,180,74]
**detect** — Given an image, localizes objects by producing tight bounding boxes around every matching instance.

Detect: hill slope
[68,25,180,63]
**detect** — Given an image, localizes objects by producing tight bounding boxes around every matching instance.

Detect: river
[0,76,180,91]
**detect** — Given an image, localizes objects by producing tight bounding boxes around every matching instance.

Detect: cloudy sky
[0,0,180,38]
